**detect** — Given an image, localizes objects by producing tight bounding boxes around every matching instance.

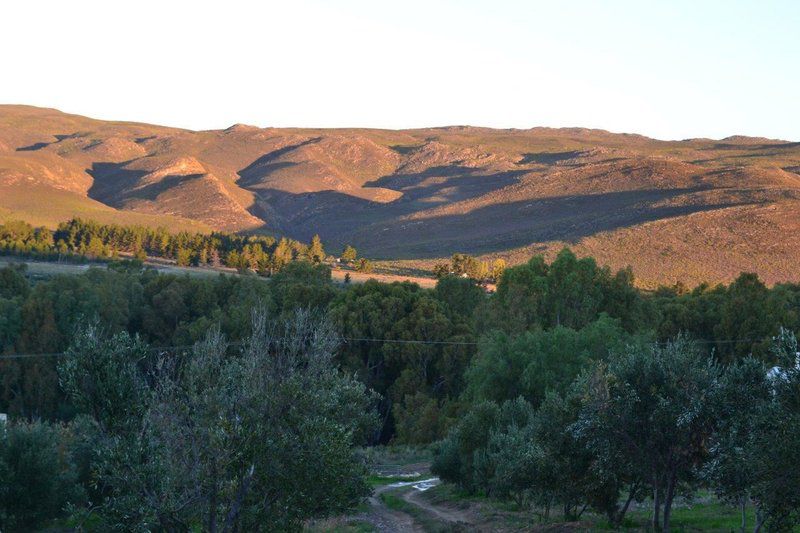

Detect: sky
[1,0,798,140]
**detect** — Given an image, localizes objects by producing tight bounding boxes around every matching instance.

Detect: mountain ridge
[2,104,799,287]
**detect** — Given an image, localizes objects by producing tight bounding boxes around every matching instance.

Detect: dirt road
[362,483,424,533]
[403,483,472,525]
[361,476,473,532]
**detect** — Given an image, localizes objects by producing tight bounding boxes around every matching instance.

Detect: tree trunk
[209,463,218,533]
[222,464,255,533]
[740,497,746,533]
[614,482,639,527]
[753,508,764,533]
[662,470,678,533]
[652,471,662,531]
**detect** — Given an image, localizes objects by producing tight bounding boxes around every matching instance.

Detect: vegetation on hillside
[0,218,330,274]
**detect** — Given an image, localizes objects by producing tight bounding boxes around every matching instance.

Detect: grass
[361,444,433,468]
[0,185,211,233]
[422,484,545,530]
[305,502,375,532]
[366,473,428,487]
[0,257,94,278]
[380,489,459,532]
[618,501,742,531]
[305,517,375,532]
[0,257,234,282]
[422,483,779,532]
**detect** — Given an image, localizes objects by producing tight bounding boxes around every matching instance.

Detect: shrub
[0,420,84,531]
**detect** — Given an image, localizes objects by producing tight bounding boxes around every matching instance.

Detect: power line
[0,337,478,360]
[343,337,479,346]
[0,335,780,361]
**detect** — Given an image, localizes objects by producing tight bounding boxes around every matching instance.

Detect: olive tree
[60,309,378,531]
[0,420,84,532]
[574,336,719,532]
[709,329,800,532]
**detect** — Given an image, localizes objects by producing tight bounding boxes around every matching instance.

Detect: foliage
[355,258,373,273]
[705,329,800,531]
[0,218,328,275]
[59,310,378,531]
[308,234,326,264]
[432,392,622,523]
[329,280,475,444]
[573,336,720,531]
[0,420,84,532]
[58,326,150,434]
[341,245,358,263]
[433,253,504,283]
[3,242,800,528]
[466,315,640,406]
[483,248,652,334]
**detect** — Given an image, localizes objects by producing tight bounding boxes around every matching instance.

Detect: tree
[433,263,451,279]
[714,273,776,362]
[705,356,772,532]
[0,420,84,532]
[487,248,651,334]
[60,310,378,531]
[0,265,29,299]
[450,253,485,279]
[341,245,357,263]
[466,315,635,407]
[329,280,474,444]
[355,258,373,273]
[308,234,326,264]
[529,389,621,522]
[271,238,294,272]
[175,247,192,266]
[490,258,506,282]
[574,336,720,532]
[58,325,150,434]
[431,400,503,493]
[434,275,484,319]
[270,262,336,315]
[707,329,800,532]
[209,248,221,267]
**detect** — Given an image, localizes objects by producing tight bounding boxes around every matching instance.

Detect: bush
[0,420,84,531]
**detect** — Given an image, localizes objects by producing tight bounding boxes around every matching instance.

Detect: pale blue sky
[2,0,798,140]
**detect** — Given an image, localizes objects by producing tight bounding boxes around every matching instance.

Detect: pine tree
[309,234,325,264]
[342,245,357,263]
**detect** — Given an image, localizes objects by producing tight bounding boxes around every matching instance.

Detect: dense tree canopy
[56,310,377,531]
[481,249,653,334]
[4,239,800,529]
[0,218,334,275]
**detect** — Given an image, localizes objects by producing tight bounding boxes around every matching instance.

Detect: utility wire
[343,337,480,346]
[0,335,780,361]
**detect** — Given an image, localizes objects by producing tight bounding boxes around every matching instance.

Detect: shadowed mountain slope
[2,105,800,286]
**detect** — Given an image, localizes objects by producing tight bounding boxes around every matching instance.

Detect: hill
[2,105,800,287]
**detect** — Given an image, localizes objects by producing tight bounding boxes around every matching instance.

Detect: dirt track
[403,484,471,525]
[361,477,473,532]
[363,483,423,533]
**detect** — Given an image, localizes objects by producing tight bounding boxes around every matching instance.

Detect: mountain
[2,105,800,287]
